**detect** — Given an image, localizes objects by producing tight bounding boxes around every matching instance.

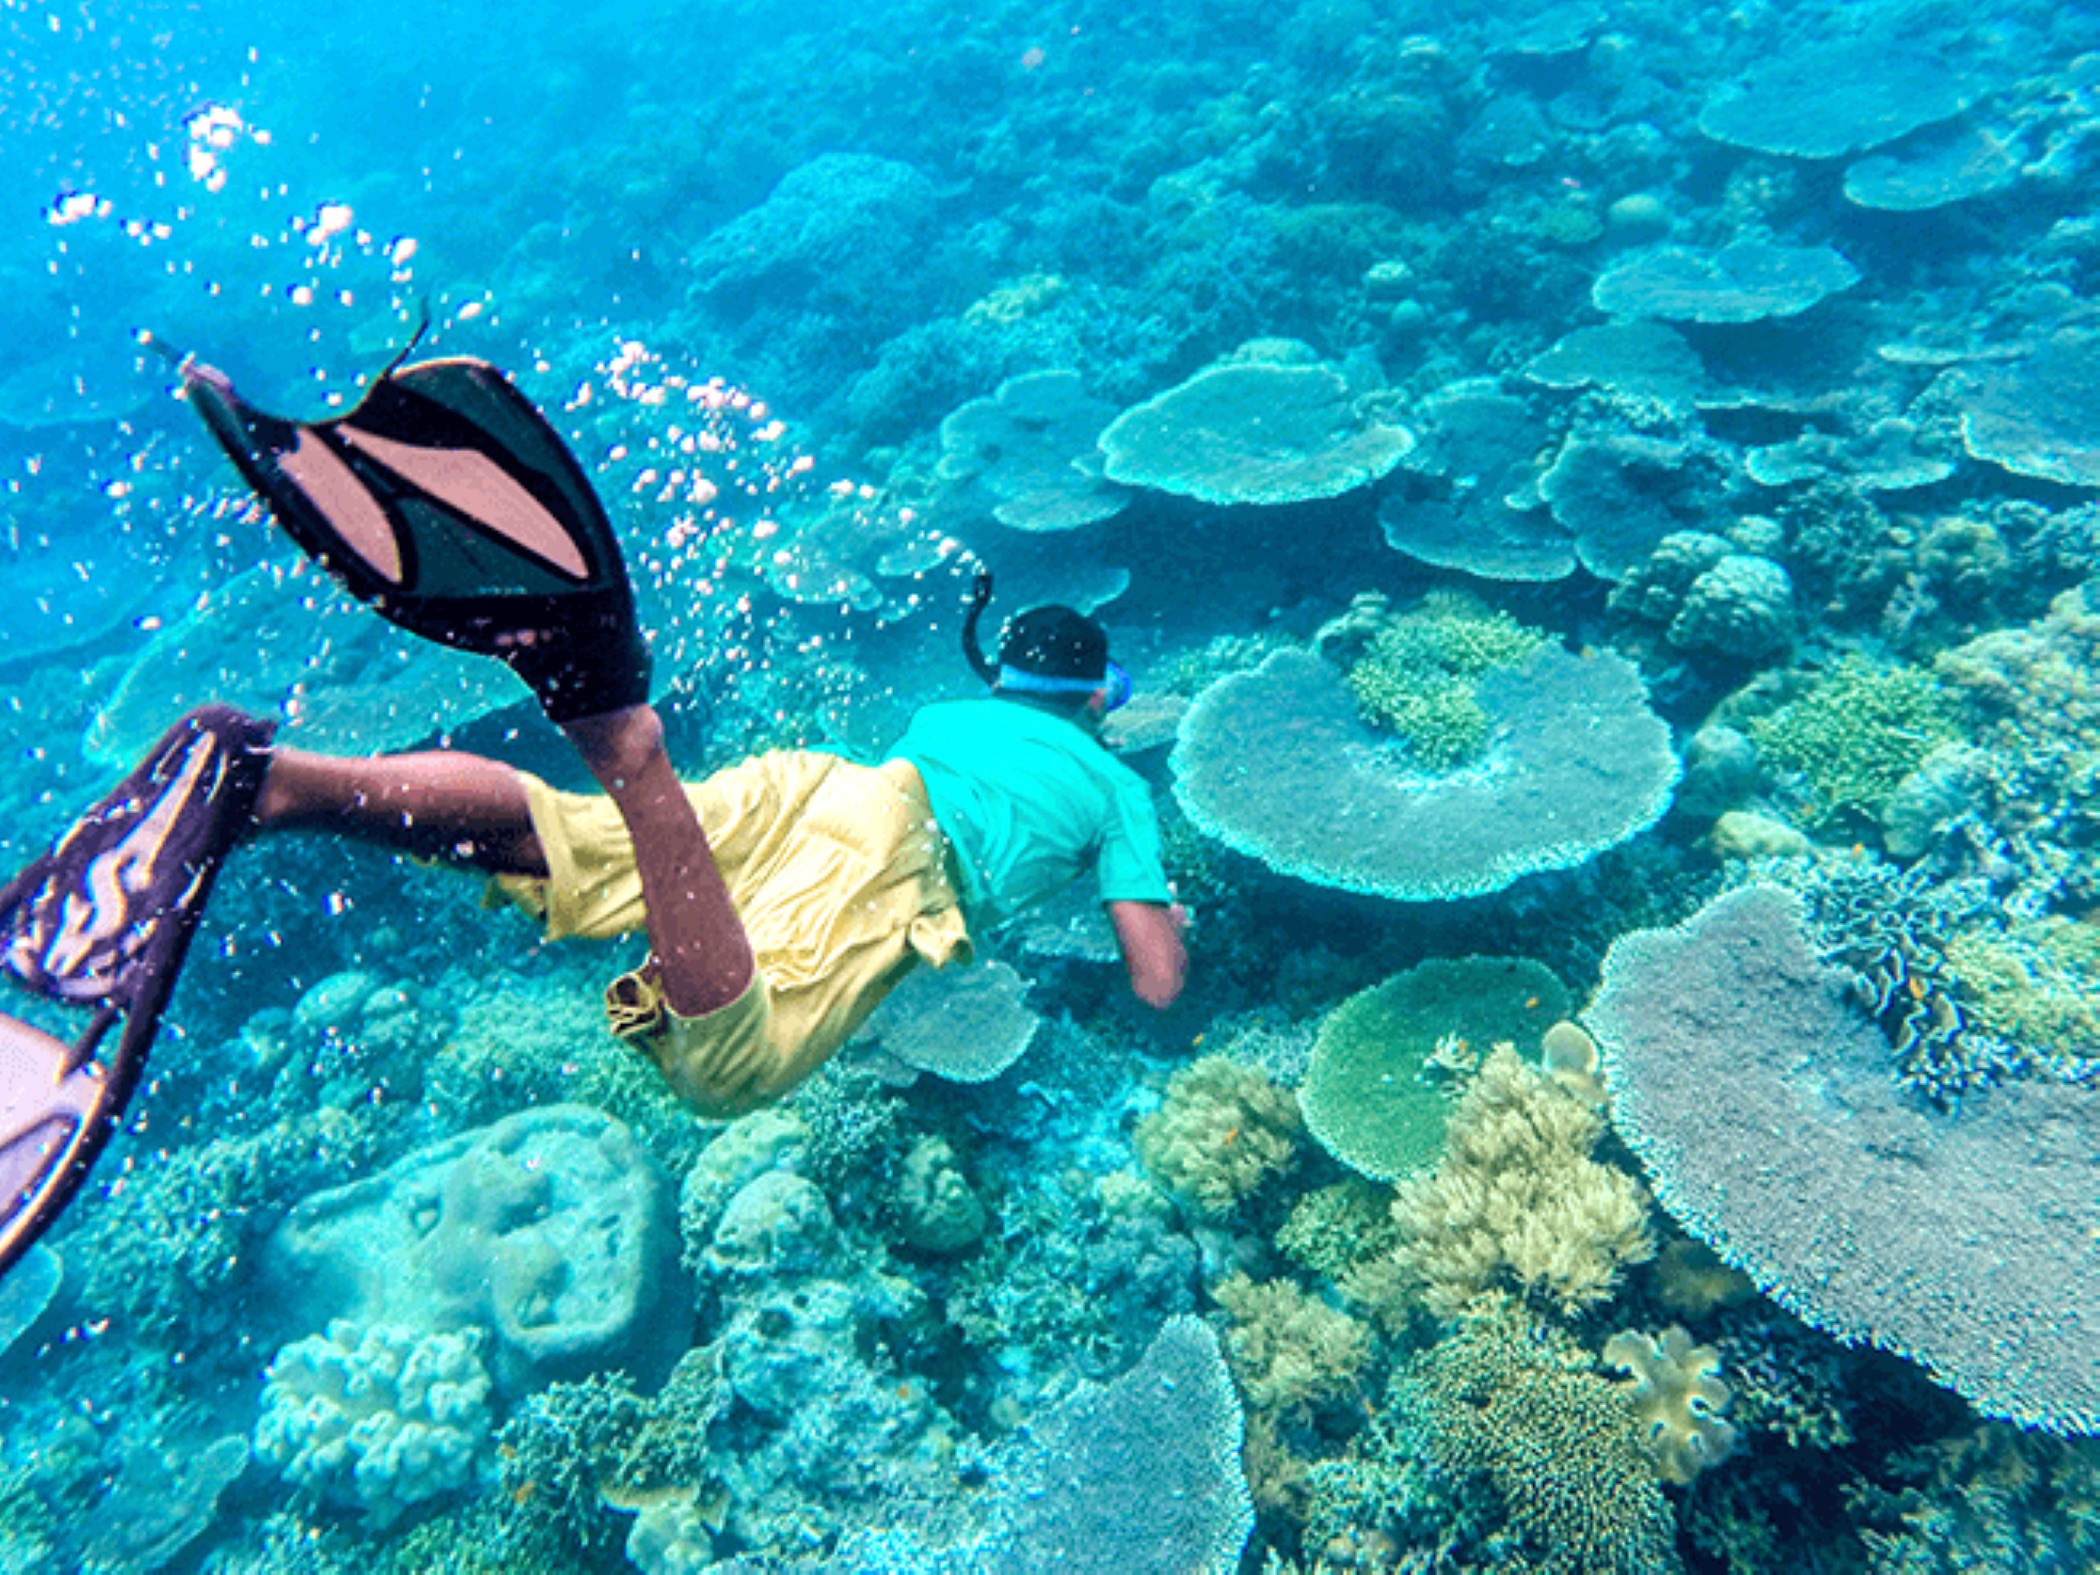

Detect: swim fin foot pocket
[180,355,651,724]
[0,706,275,1277]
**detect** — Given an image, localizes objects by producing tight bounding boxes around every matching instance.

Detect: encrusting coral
[1135,1054,1301,1217]
[1351,1046,1654,1319]
[1603,1324,1739,1485]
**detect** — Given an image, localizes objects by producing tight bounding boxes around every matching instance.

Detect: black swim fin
[0,707,275,1279]
[178,353,650,723]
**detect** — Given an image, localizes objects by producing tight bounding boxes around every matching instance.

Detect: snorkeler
[0,351,1185,1276]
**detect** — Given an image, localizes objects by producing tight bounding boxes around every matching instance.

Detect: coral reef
[1211,1272,1374,1416]
[1750,659,1961,831]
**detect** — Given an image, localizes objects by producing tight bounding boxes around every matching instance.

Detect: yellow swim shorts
[492,751,972,1117]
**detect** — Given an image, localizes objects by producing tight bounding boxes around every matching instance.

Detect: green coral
[1135,1054,1301,1217]
[1344,598,1550,769]
[1299,956,1571,1184]
[1396,1300,1681,1575]
[1750,658,1960,828]
[1945,918,2100,1068]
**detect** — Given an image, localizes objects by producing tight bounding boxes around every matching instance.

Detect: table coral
[255,1319,492,1528]
[1376,379,1574,582]
[1171,646,1678,901]
[1586,883,2100,1433]
[1952,335,2100,487]
[935,369,1130,532]
[1603,1325,1739,1486]
[1697,39,1975,159]
[1098,356,1415,506]
[1591,242,1860,325]
[1299,956,1569,1184]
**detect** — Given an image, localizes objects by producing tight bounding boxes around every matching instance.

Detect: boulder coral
[255,1319,493,1527]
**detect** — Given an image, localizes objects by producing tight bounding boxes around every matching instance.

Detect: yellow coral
[1211,1272,1373,1416]
[1134,1055,1300,1217]
[1367,1046,1654,1318]
[1603,1324,1738,1485]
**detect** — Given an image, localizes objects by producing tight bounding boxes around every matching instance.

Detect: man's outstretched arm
[1109,899,1187,1009]
[562,705,755,1016]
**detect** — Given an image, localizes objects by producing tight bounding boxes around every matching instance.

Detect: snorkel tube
[962,566,1133,712]
[962,565,1000,686]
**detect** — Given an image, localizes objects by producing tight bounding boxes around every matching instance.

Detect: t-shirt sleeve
[1094,776,1175,906]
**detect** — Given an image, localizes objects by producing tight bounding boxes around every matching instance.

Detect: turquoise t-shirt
[885,698,1173,928]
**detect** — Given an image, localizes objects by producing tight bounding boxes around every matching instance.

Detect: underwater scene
[2,0,2099,1569]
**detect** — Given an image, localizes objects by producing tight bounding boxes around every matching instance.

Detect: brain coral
[1592,242,1861,324]
[1098,358,1415,506]
[1299,956,1569,1182]
[1585,883,2100,1434]
[1172,647,1677,900]
[1697,39,1975,159]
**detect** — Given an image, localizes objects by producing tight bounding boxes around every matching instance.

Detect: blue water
[2,0,2098,1569]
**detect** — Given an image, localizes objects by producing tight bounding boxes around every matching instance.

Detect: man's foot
[178,354,651,723]
[1,705,275,1006]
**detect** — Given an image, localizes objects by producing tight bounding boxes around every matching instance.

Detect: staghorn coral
[1211,1272,1374,1417]
[1603,1326,1739,1486]
[1357,1046,1654,1320]
[1134,1054,1300,1218]
[1397,1300,1682,1574]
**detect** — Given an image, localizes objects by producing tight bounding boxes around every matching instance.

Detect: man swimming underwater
[0,350,1185,1275]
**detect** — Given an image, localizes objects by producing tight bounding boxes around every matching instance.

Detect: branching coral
[1134,1054,1301,1217]
[1340,596,1549,769]
[1396,1300,1680,1574]
[1750,658,1961,830]
[1356,1046,1654,1319]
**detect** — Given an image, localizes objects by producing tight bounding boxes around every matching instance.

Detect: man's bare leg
[253,712,755,1019]
[254,746,549,875]
[560,705,755,1017]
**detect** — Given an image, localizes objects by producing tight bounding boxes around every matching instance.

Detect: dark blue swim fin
[178,353,649,723]
[0,707,274,1279]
